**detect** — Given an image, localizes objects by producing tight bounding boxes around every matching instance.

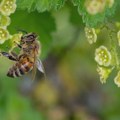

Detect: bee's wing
[31,48,38,80]
[32,45,45,80]
[35,59,45,73]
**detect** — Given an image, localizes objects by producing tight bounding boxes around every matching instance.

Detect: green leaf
[7,10,56,59]
[69,4,83,27]
[112,1,120,21]
[72,0,117,27]
[0,39,12,51]
[16,0,66,12]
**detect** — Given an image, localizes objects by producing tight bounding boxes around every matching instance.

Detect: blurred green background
[0,1,120,120]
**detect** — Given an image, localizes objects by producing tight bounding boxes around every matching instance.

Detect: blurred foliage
[0,0,120,120]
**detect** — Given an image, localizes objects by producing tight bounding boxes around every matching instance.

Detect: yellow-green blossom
[0,0,16,16]
[85,27,97,44]
[97,66,113,84]
[0,27,9,44]
[85,0,106,15]
[95,46,112,66]
[0,14,11,27]
[9,33,23,51]
[114,71,120,87]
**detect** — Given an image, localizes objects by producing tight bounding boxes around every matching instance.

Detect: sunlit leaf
[72,0,117,27]
[17,0,66,12]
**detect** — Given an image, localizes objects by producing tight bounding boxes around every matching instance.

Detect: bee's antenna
[15,27,28,34]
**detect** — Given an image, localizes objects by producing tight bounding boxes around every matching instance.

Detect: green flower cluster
[95,45,113,84]
[86,23,120,87]
[84,24,120,86]
[114,29,120,87]
[0,0,16,44]
[84,21,120,87]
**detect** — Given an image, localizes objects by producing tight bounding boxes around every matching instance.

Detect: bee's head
[21,33,37,44]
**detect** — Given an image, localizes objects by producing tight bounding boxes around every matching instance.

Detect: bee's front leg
[10,52,18,58]
[1,51,18,61]
[13,41,22,49]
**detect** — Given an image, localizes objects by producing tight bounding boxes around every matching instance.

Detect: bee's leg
[10,52,19,60]
[15,28,28,34]
[13,41,22,49]
[16,43,22,48]
[1,52,18,61]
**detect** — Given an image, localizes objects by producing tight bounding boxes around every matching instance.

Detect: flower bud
[0,14,11,27]
[0,0,16,16]
[85,27,97,44]
[97,66,113,84]
[0,27,9,44]
[95,46,112,66]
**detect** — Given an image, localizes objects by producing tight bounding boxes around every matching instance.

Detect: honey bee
[1,32,45,78]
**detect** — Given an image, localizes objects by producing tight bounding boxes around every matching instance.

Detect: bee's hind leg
[1,51,18,61]
[10,52,18,59]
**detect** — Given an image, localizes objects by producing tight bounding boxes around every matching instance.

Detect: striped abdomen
[7,58,34,78]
